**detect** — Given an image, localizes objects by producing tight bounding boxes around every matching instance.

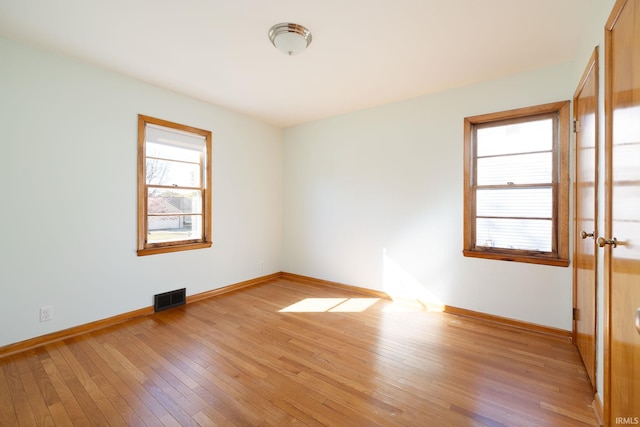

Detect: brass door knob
[597,237,617,248]
[580,231,594,239]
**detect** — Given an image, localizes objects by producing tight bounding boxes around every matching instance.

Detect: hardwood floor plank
[147,310,339,426]
[2,355,37,426]
[26,350,61,408]
[192,411,217,426]
[85,335,167,425]
[158,412,182,427]
[69,337,148,427]
[45,401,74,426]
[39,344,93,425]
[105,328,202,427]
[0,358,20,425]
[48,342,116,426]
[59,338,132,426]
[161,303,387,426]
[109,322,255,426]
[0,278,598,426]
[130,321,294,426]
[13,351,56,426]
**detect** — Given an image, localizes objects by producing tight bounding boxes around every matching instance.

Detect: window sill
[463,250,569,267]
[137,242,212,256]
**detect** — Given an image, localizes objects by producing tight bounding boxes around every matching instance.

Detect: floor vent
[154,288,186,312]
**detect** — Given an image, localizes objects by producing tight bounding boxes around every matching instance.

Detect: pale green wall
[0,37,283,347]
[283,62,577,330]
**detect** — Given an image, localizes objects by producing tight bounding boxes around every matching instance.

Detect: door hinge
[573,119,580,133]
[573,307,579,321]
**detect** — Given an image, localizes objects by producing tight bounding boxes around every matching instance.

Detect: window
[463,101,570,266]
[137,115,212,256]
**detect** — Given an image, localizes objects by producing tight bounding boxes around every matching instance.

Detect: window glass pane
[146,141,202,163]
[476,188,552,218]
[147,214,203,243]
[146,158,201,187]
[148,188,202,214]
[477,118,553,157]
[476,218,552,251]
[477,152,551,185]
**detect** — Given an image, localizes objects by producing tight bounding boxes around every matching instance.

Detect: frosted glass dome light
[269,23,312,56]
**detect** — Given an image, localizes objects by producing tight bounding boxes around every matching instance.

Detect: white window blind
[474,117,555,252]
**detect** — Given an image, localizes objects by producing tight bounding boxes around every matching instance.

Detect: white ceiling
[0,0,589,127]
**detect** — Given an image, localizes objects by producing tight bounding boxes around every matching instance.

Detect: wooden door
[573,47,599,392]
[604,0,640,424]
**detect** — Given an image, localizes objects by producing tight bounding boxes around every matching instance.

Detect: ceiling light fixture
[268,23,312,56]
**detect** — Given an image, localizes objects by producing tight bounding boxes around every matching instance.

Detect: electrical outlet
[40,305,53,322]
[258,260,265,270]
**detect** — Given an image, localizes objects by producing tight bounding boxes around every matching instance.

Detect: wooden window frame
[463,101,570,267]
[137,115,212,256]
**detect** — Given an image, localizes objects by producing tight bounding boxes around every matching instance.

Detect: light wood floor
[0,278,598,426]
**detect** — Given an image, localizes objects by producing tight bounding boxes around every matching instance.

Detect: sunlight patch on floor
[279,297,380,313]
